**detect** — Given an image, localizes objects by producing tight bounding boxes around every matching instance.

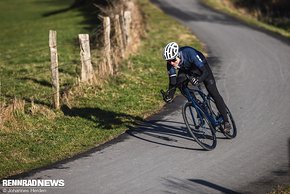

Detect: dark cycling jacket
[167,46,213,89]
[166,46,228,123]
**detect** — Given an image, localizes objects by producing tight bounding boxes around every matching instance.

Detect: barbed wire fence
[0,0,143,125]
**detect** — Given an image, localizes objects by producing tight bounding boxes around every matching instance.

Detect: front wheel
[182,102,216,151]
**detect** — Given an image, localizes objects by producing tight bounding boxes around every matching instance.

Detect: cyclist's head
[163,42,179,61]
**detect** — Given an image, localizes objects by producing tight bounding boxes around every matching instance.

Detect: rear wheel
[208,97,237,139]
[223,106,237,138]
[182,102,216,151]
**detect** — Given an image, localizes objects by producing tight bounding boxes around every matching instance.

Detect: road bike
[161,79,237,151]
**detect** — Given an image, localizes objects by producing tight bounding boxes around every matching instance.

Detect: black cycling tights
[203,78,228,123]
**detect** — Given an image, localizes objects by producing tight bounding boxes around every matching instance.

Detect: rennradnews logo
[1,179,65,193]
[2,179,65,187]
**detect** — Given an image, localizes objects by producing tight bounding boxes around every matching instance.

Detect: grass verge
[202,0,290,38]
[269,185,290,194]
[0,0,100,105]
[0,0,202,178]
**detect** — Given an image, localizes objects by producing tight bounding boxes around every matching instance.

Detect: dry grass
[28,99,56,119]
[218,0,290,31]
[93,0,144,80]
[0,98,56,132]
[268,185,290,194]
[0,98,25,131]
[203,0,290,37]
[216,0,257,16]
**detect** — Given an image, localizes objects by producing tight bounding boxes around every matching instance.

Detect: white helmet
[163,42,179,60]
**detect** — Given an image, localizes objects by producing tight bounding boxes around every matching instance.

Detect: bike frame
[182,86,203,128]
[182,85,223,128]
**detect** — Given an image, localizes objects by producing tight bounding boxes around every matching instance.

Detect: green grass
[0,0,202,178]
[0,0,97,104]
[202,0,290,38]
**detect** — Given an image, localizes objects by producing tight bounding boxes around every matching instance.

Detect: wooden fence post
[0,81,2,125]
[49,30,60,110]
[113,14,124,58]
[123,11,132,46]
[103,16,113,75]
[78,34,94,83]
[120,10,127,49]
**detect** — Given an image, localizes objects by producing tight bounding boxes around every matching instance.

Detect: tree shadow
[150,0,242,26]
[61,105,143,129]
[42,0,90,17]
[3,94,51,108]
[163,177,241,194]
[41,0,110,32]
[189,179,241,194]
[19,77,52,88]
[151,0,290,46]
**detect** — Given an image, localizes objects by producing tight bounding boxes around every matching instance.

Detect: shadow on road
[127,120,204,151]
[163,177,241,194]
[150,0,241,26]
[189,179,241,194]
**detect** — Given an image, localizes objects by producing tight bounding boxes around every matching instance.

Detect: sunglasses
[167,58,177,63]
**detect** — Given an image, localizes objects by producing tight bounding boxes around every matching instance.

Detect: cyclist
[162,42,231,133]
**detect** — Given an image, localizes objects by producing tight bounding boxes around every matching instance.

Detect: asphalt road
[2,0,290,194]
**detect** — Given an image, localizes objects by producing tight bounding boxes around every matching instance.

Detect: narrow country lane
[1,1,289,193]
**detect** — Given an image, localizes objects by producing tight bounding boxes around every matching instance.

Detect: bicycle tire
[208,97,237,139]
[223,106,237,138]
[182,102,217,151]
